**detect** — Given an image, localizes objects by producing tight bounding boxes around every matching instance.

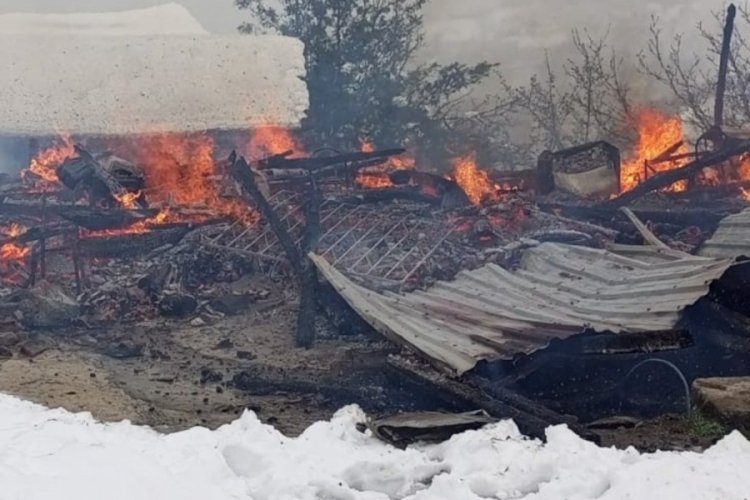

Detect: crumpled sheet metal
[311,243,733,375]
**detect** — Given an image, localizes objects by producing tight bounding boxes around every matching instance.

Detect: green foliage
[686,413,729,439]
[236,0,496,170]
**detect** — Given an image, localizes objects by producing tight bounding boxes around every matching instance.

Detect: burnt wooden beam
[230,155,303,276]
[539,204,731,230]
[259,148,405,171]
[388,355,600,443]
[296,173,321,349]
[605,138,750,207]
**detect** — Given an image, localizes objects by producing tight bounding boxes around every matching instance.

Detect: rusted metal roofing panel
[311,243,733,376]
[699,209,750,259]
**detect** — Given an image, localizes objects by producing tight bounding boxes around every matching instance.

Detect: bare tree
[510,29,635,158]
[638,5,750,131]
[566,29,634,147]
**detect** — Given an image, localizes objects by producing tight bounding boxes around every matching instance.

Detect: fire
[357,174,394,189]
[452,154,499,205]
[0,242,30,262]
[113,191,142,210]
[355,139,415,189]
[7,223,24,238]
[248,126,306,158]
[22,136,76,186]
[620,110,690,193]
[108,133,256,226]
[1,224,31,283]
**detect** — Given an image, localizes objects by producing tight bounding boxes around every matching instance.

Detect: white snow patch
[0,34,308,135]
[0,394,749,499]
[0,3,208,37]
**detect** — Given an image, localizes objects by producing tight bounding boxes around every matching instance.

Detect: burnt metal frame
[206,190,458,291]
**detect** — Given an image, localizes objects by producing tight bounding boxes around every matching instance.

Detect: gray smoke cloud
[421,0,717,87]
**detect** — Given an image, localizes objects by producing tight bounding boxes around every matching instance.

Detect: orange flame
[1,224,31,282]
[23,136,76,186]
[355,139,415,189]
[620,110,690,193]
[248,126,306,159]
[452,154,499,205]
[108,133,256,226]
[113,191,142,210]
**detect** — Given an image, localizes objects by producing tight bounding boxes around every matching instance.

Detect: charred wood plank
[80,227,191,259]
[388,355,600,443]
[620,208,670,249]
[539,204,730,231]
[58,207,159,231]
[605,139,750,207]
[259,148,405,171]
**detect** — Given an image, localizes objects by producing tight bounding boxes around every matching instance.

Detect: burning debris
[4,4,750,437]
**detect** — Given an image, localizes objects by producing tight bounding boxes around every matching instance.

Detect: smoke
[420,0,717,89]
[0,137,29,175]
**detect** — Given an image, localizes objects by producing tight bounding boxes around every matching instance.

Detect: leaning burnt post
[230,155,303,276]
[230,154,320,347]
[296,173,322,349]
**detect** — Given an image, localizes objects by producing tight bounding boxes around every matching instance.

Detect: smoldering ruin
[1,2,750,450]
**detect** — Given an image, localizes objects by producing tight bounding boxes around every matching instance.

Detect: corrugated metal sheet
[311,243,734,376]
[699,208,750,259]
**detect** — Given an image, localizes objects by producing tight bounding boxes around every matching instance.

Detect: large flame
[108,133,256,227]
[22,136,76,187]
[452,154,500,205]
[620,110,691,193]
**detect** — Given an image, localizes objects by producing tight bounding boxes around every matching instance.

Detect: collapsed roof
[312,243,735,375]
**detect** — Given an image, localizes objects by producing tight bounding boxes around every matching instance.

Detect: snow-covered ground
[1,394,749,500]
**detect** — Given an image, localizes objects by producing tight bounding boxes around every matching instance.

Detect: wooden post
[715,4,737,130]
[40,193,47,278]
[296,173,321,348]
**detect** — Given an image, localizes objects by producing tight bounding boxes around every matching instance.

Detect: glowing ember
[0,242,30,262]
[7,223,24,238]
[22,136,76,187]
[452,154,499,205]
[248,126,306,158]
[357,174,394,189]
[355,140,415,189]
[740,187,750,202]
[114,191,142,210]
[0,224,31,283]
[620,110,691,193]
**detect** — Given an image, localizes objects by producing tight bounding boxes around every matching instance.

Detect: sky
[0,0,719,85]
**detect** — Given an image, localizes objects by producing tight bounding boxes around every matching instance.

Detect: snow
[0,34,308,135]
[0,4,308,135]
[1,394,749,500]
[0,3,208,36]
